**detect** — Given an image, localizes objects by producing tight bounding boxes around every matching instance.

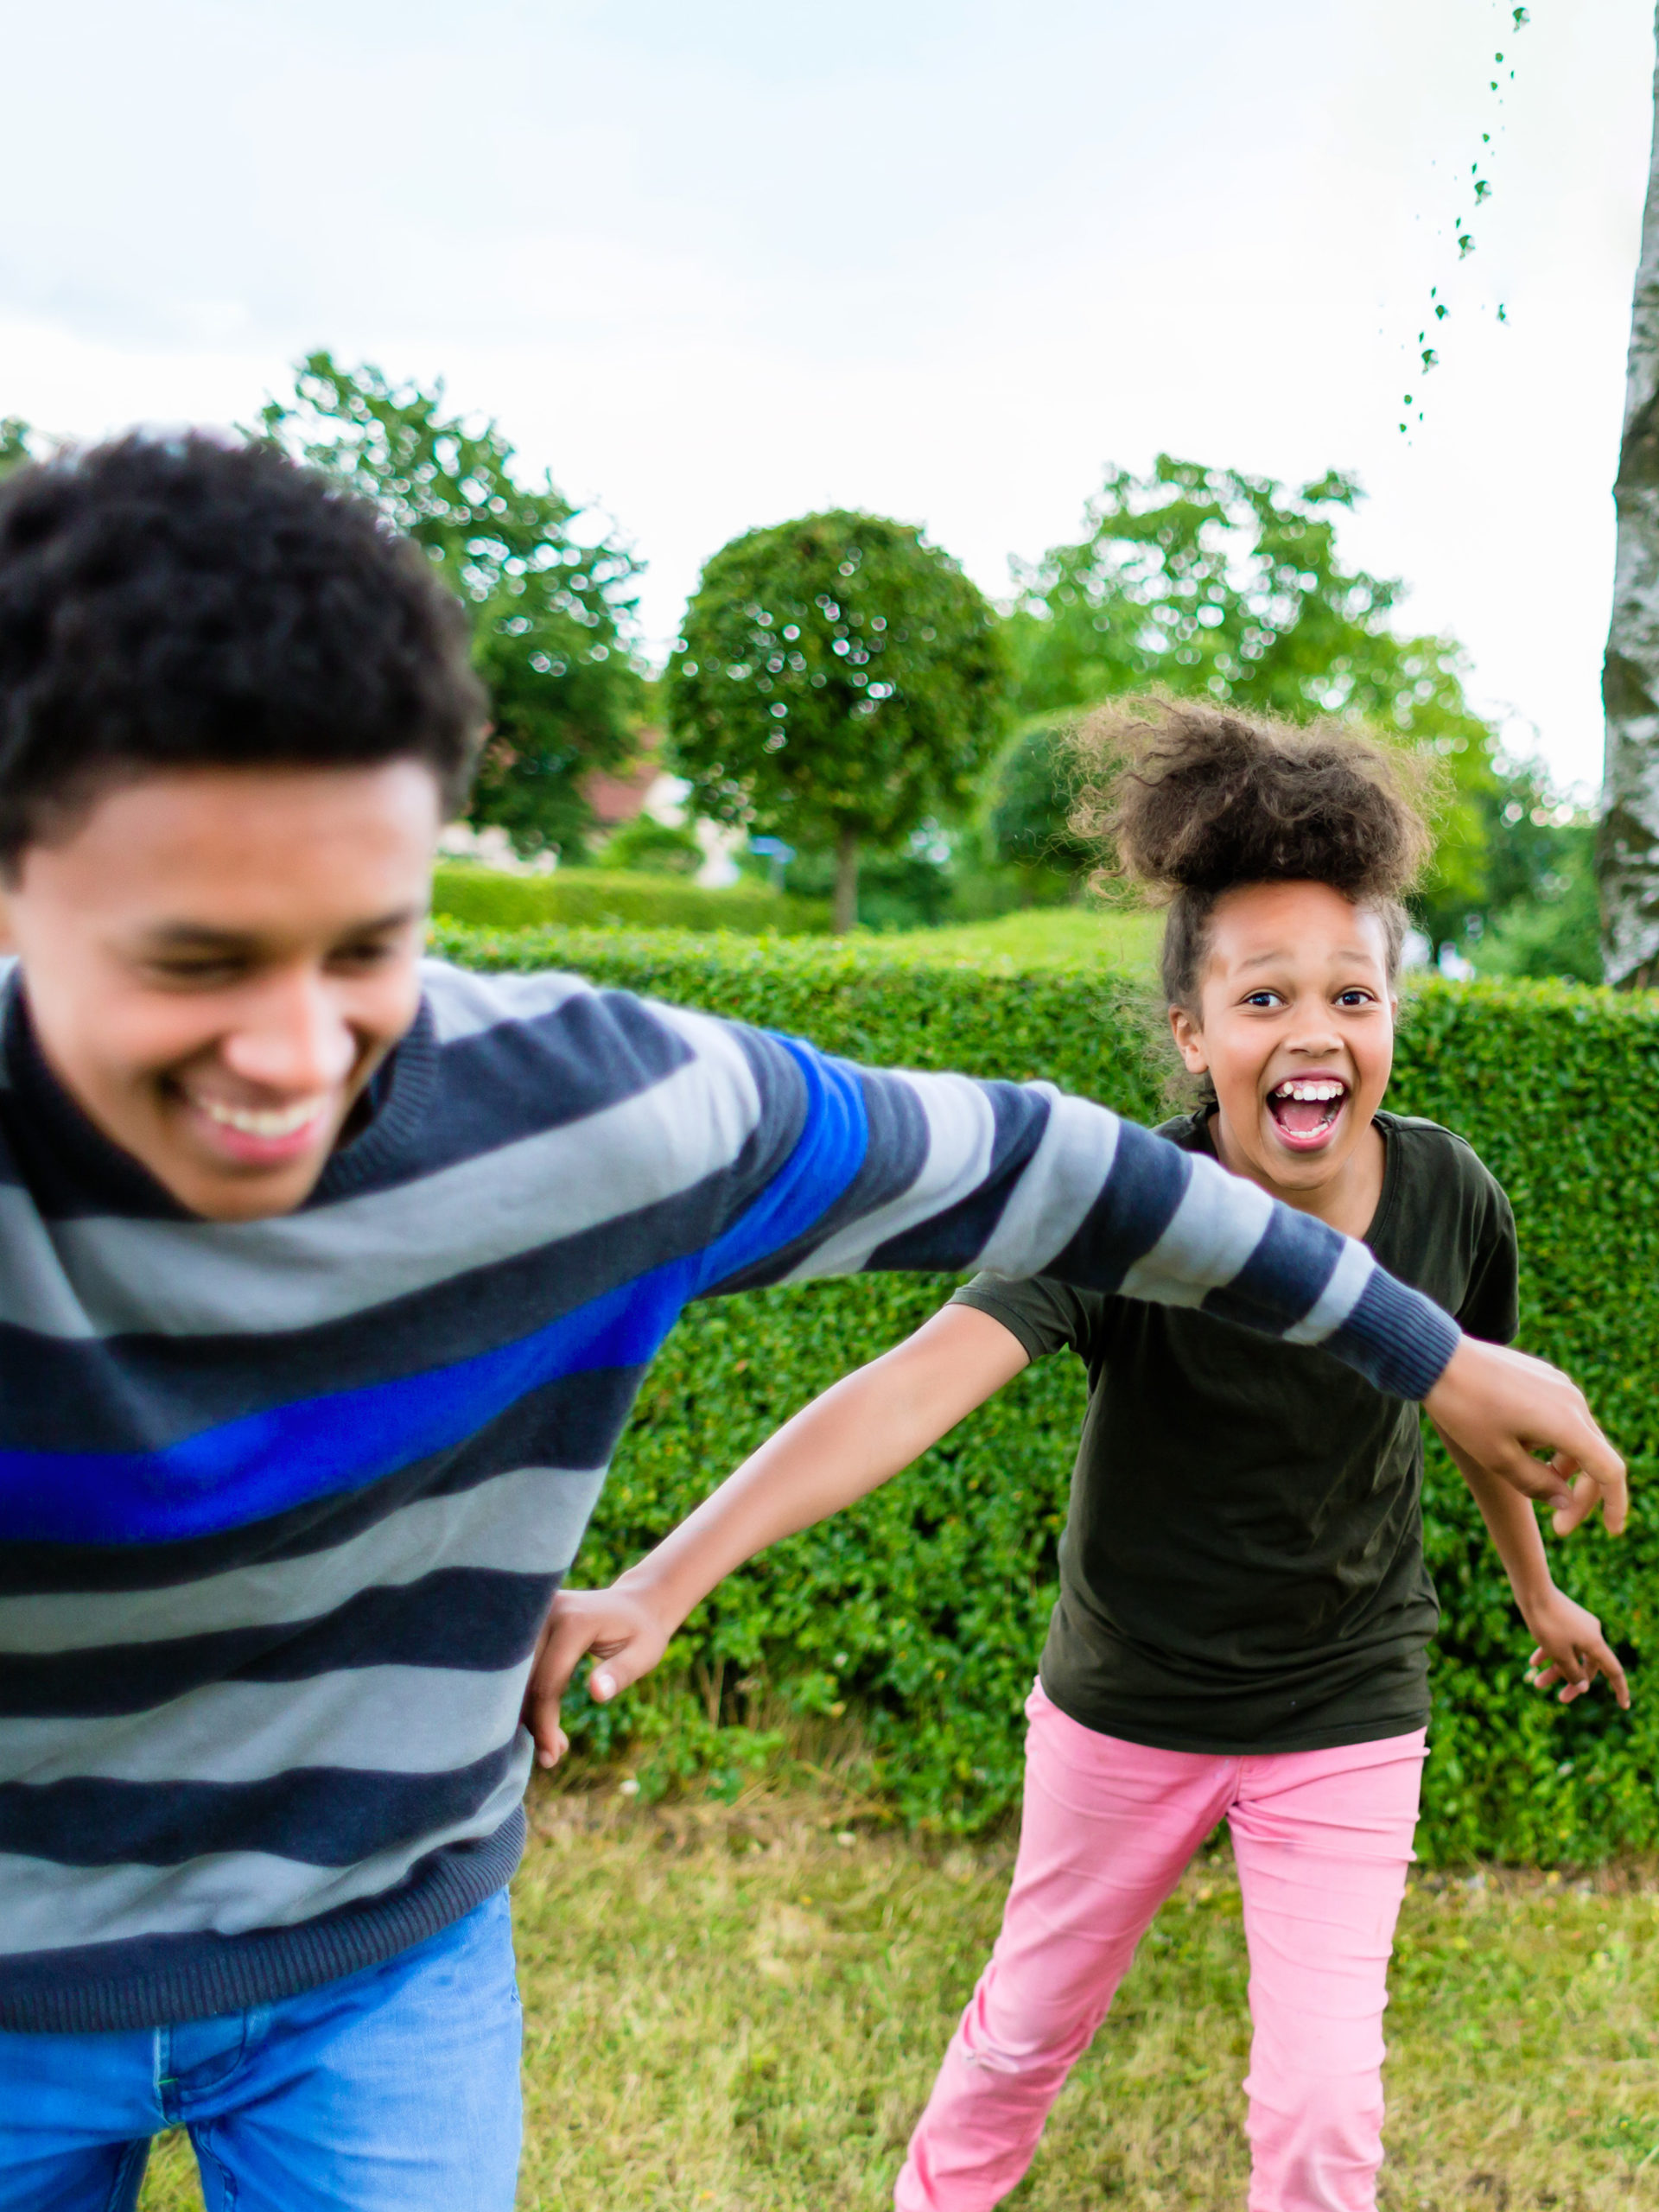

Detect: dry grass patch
[138,1782,1659,2209]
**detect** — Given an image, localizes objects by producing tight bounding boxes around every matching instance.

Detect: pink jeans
[896,1681,1427,2212]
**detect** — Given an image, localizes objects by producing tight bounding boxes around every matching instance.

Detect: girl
[531,702,1628,2212]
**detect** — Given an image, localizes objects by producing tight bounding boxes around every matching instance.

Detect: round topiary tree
[667,511,1007,931]
[987,717,1095,896]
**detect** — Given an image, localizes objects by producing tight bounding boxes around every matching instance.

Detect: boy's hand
[1423,1338,1628,1536]
[520,1584,673,1770]
[1522,1589,1630,1709]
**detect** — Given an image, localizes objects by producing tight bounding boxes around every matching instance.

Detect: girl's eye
[1243,990,1281,1008]
[1337,989,1376,1007]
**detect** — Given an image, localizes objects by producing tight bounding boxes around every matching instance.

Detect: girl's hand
[519,1584,675,1770]
[1523,1590,1630,1709]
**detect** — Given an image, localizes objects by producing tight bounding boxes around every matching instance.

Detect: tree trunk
[1599,3,1659,986]
[832,824,860,935]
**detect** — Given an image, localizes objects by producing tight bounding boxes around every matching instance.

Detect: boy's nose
[219,975,358,1095]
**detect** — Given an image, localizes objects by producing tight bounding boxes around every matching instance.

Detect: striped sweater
[0,960,1458,2032]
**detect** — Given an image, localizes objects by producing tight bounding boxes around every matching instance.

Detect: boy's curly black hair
[1073,697,1436,1009]
[0,432,484,869]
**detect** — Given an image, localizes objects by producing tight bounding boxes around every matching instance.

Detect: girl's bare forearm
[614,1306,1028,1633]
[1436,1424,1554,1611]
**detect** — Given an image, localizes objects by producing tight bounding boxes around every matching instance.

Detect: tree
[0,420,33,479]
[667,511,1007,931]
[261,353,644,858]
[1599,9,1659,986]
[1479,822,1600,985]
[1006,458,1500,941]
[985,719,1094,897]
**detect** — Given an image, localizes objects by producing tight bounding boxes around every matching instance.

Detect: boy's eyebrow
[135,906,425,951]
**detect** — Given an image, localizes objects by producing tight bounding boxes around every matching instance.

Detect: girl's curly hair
[1072,697,1437,1009]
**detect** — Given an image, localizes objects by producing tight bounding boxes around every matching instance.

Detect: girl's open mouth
[1266,1077,1349,1151]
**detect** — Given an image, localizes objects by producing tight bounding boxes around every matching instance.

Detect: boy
[0,435,1623,2212]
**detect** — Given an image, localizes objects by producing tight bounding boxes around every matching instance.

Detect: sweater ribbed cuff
[1332,1268,1462,1402]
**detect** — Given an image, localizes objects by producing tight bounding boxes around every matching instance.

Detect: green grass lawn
[137,1780,1659,2210]
[860,905,1161,972]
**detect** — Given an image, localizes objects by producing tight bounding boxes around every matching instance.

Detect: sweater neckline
[0,969,437,1218]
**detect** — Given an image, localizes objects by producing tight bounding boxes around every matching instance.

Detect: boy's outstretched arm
[523,1305,1029,1769]
[691,1040,1626,1534]
[1435,1425,1630,1708]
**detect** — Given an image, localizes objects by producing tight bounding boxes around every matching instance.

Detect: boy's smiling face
[0,763,441,1221]
[1170,879,1395,1230]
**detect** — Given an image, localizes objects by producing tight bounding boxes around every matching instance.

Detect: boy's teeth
[199,1096,325,1138]
[1274,1080,1344,1102]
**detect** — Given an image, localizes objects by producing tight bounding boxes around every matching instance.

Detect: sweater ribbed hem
[1335,1268,1461,1401]
[0,1814,524,2035]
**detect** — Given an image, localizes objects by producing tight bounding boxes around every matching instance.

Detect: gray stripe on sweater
[25,1045,760,1338]
[0,1751,531,1952]
[0,1464,605,1656]
[421,962,593,1044]
[1117,1149,1276,1308]
[780,1071,999,1281]
[2,1669,532,1788]
[975,1090,1122,1280]
[1281,1236,1374,1345]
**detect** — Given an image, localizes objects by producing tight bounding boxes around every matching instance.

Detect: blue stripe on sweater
[0,1037,870,1547]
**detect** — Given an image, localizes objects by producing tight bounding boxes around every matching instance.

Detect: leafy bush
[1477,823,1601,987]
[429,865,830,937]
[601,816,704,877]
[986,716,1094,888]
[436,921,1659,1861]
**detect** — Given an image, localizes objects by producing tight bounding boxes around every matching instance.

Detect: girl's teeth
[200,1096,325,1138]
[1275,1081,1344,1101]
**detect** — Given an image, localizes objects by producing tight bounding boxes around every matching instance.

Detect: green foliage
[0,418,34,479]
[429,866,829,938]
[1478,822,1601,987]
[1005,458,1499,941]
[1470,762,1602,985]
[779,840,960,931]
[668,510,1008,928]
[439,934,1656,1863]
[261,353,644,859]
[601,815,703,877]
[986,717,1094,887]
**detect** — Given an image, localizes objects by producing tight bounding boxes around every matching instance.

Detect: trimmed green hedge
[430,864,830,938]
[435,922,1659,1861]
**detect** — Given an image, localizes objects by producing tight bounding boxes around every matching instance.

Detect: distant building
[437,728,741,885]
[583,726,671,835]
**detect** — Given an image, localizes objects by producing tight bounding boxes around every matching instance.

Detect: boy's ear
[1169,1003,1208,1075]
[0,882,17,956]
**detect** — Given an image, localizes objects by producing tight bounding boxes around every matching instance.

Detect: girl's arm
[1434,1426,1630,1709]
[523,1303,1032,1766]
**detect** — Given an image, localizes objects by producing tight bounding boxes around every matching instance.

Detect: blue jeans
[0,1892,523,2212]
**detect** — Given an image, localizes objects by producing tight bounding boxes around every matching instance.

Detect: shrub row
[434,920,1659,1860]
[430,863,830,938]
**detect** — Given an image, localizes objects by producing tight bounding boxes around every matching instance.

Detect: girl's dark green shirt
[951,1109,1519,1755]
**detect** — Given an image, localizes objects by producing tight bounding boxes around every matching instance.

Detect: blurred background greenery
[0,369,1600,982]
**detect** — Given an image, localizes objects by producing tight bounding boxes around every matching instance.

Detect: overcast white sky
[3,0,1652,791]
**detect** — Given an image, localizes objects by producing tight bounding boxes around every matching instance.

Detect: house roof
[582,726,664,827]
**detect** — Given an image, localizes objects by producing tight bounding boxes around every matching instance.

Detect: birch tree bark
[1599,5,1659,984]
